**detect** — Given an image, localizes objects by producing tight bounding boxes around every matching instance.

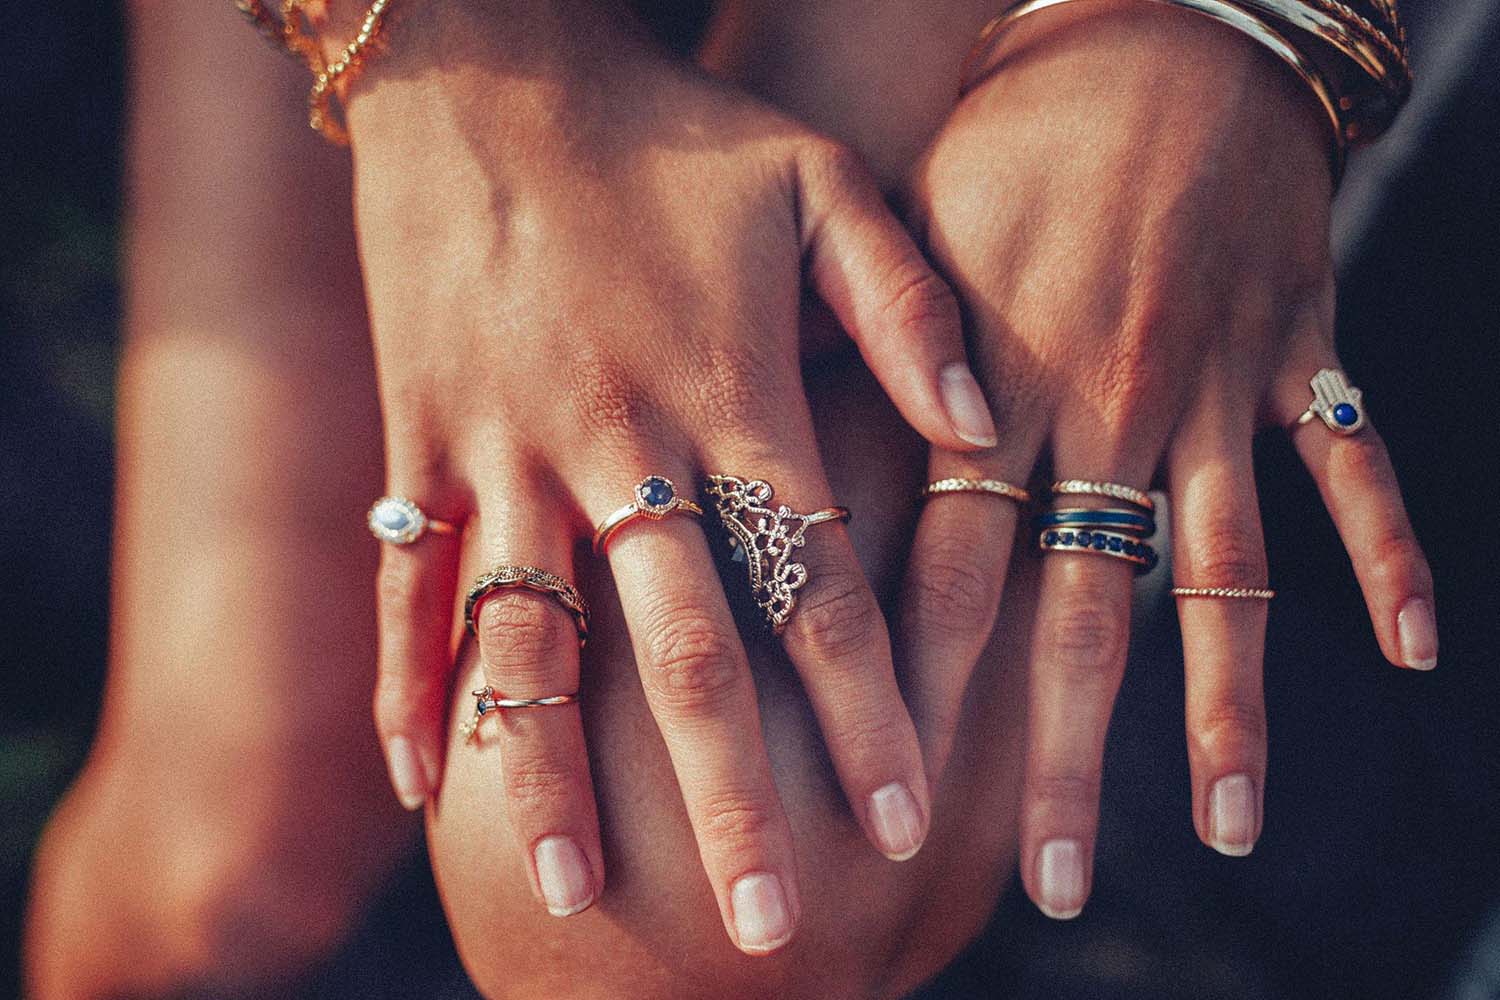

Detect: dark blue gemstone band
[1038,528,1158,573]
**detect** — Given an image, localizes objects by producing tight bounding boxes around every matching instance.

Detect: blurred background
[2,2,1496,998]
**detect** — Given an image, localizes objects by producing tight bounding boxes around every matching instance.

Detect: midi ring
[459,685,579,740]
[1292,367,1366,435]
[464,565,590,647]
[367,496,459,545]
[705,474,851,633]
[1050,480,1154,512]
[1172,586,1276,600]
[592,476,705,555]
[924,478,1033,504]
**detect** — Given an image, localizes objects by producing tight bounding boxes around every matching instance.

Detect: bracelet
[959,0,1349,178]
[236,0,398,145]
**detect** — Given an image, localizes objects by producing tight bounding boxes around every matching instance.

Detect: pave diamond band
[924,478,1033,504]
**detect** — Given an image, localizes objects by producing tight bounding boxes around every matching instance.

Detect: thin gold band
[924,478,1033,504]
[1172,586,1276,600]
[1050,479,1155,512]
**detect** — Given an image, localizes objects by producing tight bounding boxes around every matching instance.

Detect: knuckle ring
[1171,586,1276,600]
[592,475,705,555]
[367,496,460,545]
[463,565,590,647]
[924,477,1032,504]
[1291,367,1366,435]
[459,685,579,740]
[1037,483,1158,573]
[705,474,851,634]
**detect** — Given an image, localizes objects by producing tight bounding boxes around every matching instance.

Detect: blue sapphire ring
[367,496,459,546]
[1294,368,1366,436]
[592,476,705,555]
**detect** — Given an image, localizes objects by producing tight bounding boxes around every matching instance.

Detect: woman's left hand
[894,3,1436,919]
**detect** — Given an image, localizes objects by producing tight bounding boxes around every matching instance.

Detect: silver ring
[367,496,459,545]
[1292,367,1366,435]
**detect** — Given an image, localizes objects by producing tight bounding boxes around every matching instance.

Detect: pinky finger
[1276,353,1437,670]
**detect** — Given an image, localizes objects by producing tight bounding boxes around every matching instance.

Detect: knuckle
[502,756,578,815]
[1043,598,1127,684]
[1191,699,1268,763]
[1183,523,1267,587]
[694,792,779,853]
[827,707,911,766]
[640,611,744,714]
[477,592,574,687]
[803,139,868,196]
[375,557,441,630]
[1367,523,1432,598]
[1027,769,1103,811]
[564,344,655,444]
[791,568,884,662]
[907,540,1000,637]
[882,266,961,340]
[681,342,786,438]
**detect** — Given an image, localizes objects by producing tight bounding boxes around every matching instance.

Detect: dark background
[2,2,1497,998]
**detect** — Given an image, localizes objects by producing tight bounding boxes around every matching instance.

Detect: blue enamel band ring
[1037,508,1157,538]
[1039,528,1159,572]
[593,476,705,555]
[368,496,459,545]
[1294,367,1366,435]
[459,685,579,740]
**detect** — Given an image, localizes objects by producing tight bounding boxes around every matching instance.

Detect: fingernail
[730,872,794,954]
[938,363,998,448]
[868,782,926,861]
[385,736,428,811]
[1397,598,1438,671]
[1208,774,1257,857]
[1036,839,1086,919]
[534,836,595,917]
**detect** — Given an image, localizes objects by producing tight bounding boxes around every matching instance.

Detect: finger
[371,487,465,812]
[796,141,998,452]
[707,430,932,866]
[896,433,1043,783]
[1168,405,1269,857]
[1020,451,1155,920]
[468,487,602,918]
[1275,340,1437,671]
[588,465,800,956]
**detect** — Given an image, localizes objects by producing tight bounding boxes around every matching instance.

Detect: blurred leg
[25,6,408,997]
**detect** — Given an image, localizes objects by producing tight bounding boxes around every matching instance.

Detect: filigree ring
[592,476,705,555]
[705,474,852,633]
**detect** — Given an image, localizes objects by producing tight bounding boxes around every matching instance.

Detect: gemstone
[1333,402,1358,426]
[1044,531,1060,545]
[1077,532,1093,546]
[1093,536,1108,550]
[1108,537,1123,552]
[639,476,676,509]
[369,497,423,544]
[1060,532,1075,545]
[1123,541,1138,555]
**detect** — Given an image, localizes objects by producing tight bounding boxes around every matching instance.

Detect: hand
[340,3,996,953]
[895,3,1436,918]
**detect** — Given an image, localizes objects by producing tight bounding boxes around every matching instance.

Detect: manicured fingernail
[534,836,595,917]
[1036,839,1086,919]
[385,736,428,811]
[730,872,794,954]
[938,363,998,448]
[1397,598,1437,670]
[868,782,925,861]
[1208,774,1257,857]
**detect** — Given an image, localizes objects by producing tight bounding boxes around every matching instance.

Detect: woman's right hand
[332,2,995,954]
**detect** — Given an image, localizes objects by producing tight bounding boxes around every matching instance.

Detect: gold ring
[460,685,580,740]
[592,476,705,555]
[705,474,851,633]
[464,566,590,646]
[924,478,1032,504]
[1171,587,1276,600]
[367,496,459,545]
[1050,479,1155,512]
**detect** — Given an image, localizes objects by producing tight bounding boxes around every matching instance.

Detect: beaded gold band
[592,476,706,555]
[1050,479,1155,512]
[924,478,1033,504]
[464,566,590,647]
[1172,586,1276,599]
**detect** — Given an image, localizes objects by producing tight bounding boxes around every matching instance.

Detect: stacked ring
[1036,507,1157,537]
[463,565,590,647]
[923,478,1033,504]
[1039,527,1159,572]
[1050,479,1155,511]
[1037,481,1158,573]
[593,475,705,555]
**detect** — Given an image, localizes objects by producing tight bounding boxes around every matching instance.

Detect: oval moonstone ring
[367,496,459,545]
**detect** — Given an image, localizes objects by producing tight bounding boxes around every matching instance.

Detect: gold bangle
[959,0,1347,177]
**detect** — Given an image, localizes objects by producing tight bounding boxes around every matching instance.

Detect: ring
[705,474,851,633]
[1172,587,1276,600]
[1050,480,1155,512]
[592,475,705,555]
[1293,367,1366,435]
[464,566,590,647]
[367,496,459,545]
[1038,527,1159,572]
[923,478,1033,504]
[1037,507,1157,538]
[459,685,579,740]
